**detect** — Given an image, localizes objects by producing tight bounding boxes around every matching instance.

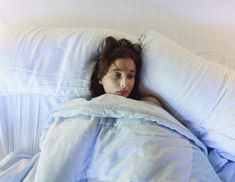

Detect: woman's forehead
[110,58,136,72]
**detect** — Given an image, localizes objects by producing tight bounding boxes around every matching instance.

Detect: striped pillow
[0,24,138,98]
[139,31,235,161]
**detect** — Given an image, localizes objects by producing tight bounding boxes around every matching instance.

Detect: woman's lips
[116,90,128,96]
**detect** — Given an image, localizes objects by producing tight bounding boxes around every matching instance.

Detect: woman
[90,36,141,99]
[90,36,163,106]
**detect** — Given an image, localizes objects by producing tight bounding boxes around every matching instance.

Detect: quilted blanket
[0,94,220,182]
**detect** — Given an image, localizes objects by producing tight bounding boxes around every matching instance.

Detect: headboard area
[1,0,235,68]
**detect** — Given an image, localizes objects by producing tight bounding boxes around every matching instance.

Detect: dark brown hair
[90,36,142,99]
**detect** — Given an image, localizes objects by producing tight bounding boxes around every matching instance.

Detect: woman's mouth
[116,90,128,96]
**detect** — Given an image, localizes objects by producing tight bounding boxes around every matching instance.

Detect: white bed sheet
[0,94,64,160]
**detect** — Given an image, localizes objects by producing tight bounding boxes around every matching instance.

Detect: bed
[0,1,235,181]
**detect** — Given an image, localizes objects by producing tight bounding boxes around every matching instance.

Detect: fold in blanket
[0,95,222,181]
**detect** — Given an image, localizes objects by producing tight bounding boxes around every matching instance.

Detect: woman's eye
[111,72,121,79]
[127,74,135,79]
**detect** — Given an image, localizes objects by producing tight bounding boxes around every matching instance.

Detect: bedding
[0,24,138,161]
[1,1,235,70]
[0,24,235,181]
[0,94,63,158]
[0,24,138,97]
[0,95,221,181]
[0,1,235,181]
[140,31,235,162]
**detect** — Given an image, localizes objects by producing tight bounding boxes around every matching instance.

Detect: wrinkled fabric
[1,95,221,182]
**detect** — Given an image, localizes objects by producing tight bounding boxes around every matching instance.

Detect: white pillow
[0,24,138,98]
[139,31,235,161]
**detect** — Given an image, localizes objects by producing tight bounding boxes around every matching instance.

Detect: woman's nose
[120,78,128,88]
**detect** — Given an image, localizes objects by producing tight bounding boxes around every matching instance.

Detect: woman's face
[99,58,136,97]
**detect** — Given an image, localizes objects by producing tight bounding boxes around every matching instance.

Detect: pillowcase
[0,24,138,98]
[139,31,235,161]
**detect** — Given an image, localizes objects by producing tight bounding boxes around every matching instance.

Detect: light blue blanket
[0,94,223,181]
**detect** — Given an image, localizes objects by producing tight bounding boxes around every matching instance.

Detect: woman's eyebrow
[110,68,136,73]
[111,68,122,72]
